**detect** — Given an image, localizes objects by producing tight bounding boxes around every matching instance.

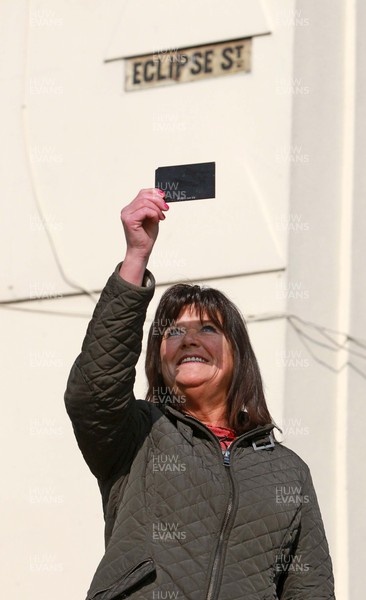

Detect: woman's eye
[165,327,185,337]
[164,324,218,338]
[201,324,217,333]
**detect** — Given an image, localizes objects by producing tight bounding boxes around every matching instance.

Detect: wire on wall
[1,296,365,377]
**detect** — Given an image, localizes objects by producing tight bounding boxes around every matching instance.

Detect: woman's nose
[181,328,199,345]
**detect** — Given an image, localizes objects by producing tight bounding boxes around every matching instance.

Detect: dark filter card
[155,162,215,202]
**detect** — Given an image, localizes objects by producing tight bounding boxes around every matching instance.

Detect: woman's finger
[126,206,165,224]
[129,189,168,214]
[121,195,168,224]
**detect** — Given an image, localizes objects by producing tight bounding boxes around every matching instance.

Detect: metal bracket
[252,431,275,451]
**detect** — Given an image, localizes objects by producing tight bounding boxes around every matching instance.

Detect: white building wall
[344,0,366,598]
[285,0,344,591]
[1,0,364,598]
[285,2,366,599]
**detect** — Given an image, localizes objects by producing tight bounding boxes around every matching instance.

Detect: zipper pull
[223,449,231,467]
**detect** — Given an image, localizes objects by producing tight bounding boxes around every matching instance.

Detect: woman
[65,189,335,600]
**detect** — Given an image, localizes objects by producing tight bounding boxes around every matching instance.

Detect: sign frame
[122,37,252,92]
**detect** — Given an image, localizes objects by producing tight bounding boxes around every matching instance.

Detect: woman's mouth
[178,355,208,365]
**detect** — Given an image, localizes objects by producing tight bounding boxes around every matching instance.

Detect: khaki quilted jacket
[64,265,335,600]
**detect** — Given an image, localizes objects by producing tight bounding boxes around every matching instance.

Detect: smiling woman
[64,188,335,600]
[146,286,271,434]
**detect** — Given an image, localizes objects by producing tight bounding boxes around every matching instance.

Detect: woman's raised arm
[64,189,168,481]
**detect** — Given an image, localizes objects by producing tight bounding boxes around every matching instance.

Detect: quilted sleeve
[279,468,335,599]
[64,264,155,481]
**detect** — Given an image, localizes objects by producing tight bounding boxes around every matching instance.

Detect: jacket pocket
[88,558,156,600]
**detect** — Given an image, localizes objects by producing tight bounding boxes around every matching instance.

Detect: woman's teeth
[180,357,206,364]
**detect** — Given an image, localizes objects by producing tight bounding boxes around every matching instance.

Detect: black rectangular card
[155,162,215,202]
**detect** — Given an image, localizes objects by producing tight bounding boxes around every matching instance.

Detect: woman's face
[159,305,234,401]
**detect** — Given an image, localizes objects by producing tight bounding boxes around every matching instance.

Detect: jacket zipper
[172,414,237,600]
[205,445,234,600]
[204,428,275,600]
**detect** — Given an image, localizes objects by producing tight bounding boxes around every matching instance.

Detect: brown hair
[145,283,273,434]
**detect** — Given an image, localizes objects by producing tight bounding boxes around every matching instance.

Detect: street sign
[124,38,252,91]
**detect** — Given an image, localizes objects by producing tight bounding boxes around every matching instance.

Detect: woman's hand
[119,188,169,285]
[121,188,168,259]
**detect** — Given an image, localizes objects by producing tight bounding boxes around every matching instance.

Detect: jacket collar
[163,404,276,451]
